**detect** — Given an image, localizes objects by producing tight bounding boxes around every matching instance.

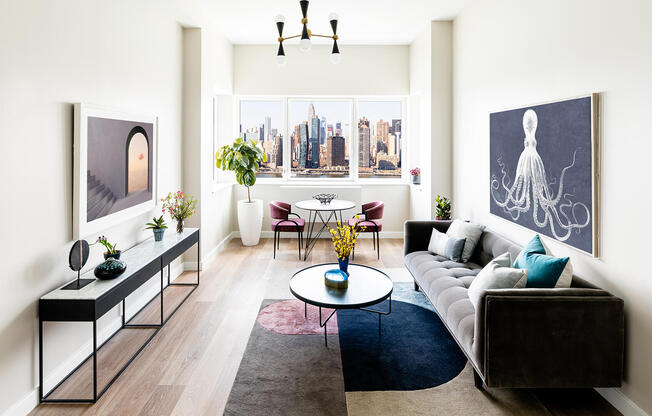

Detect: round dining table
[295,199,356,260]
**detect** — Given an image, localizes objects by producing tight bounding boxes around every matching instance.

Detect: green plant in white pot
[215,138,267,246]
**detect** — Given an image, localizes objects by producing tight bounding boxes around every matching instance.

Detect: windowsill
[255,179,410,186]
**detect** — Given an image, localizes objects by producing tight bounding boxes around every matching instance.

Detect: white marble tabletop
[41,228,199,301]
[295,199,356,212]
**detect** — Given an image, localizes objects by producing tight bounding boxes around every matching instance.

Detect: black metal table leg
[360,295,392,336]
[318,306,338,347]
[92,319,97,402]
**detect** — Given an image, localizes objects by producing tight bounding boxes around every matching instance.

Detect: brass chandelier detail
[275,0,341,65]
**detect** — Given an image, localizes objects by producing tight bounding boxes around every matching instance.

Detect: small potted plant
[410,167,421,185]
[95,236,120,260]
[145,215,168,241]
[161,191,197,234]
[329,219,364,275]
[215,138,267,246]
[435,195,452,220]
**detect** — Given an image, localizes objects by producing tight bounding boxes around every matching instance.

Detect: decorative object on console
[73,104,157,239]
[427,227,465,262]
[313,193,337,205]
[62,240,95,290]
[434,195,451,220]
[514,235,573,288]
[410,167,421,185]
[274,1,341,65]
[161,190,197,234]
[445,219,485,263]
[94,258,127,280]
[216,138,267,245]
[329,219,363,275]
[145,215,168,241]
[489,94,600,256]
[467,252,528,310]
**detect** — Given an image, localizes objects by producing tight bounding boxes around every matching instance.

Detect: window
[289,100,351,178]
[239,100,284,177]
[237,97,405,181]
[356,101,402,178]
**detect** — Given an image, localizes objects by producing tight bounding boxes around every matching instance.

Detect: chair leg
[277,232,281,249]
[373,232,376,250]
[414,280,419,291]
[273,231,277,259]
[376,231,380,259]
[473,369,484,390]
[297,229,301,260]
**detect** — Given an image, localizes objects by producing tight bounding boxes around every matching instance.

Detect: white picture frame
[73,103,158,239]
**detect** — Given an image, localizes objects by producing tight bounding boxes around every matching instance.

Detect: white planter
[237,199,263,246]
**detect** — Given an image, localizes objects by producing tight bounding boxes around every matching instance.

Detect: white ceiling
[209,0,471,45]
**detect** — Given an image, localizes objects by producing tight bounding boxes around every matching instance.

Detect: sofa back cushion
[471,229,522,267]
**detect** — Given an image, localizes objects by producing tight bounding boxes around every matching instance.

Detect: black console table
[39,228,200,403]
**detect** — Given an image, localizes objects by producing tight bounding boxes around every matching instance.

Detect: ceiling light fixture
[275,1,340,65]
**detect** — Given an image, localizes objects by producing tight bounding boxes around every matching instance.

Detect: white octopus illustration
[490,109,590,241]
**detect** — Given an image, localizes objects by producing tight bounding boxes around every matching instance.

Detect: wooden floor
[30,237,620,416]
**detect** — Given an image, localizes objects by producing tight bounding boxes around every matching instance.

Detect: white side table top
[295,199,356,212]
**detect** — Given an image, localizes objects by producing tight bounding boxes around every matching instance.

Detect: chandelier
[274,0,341,65]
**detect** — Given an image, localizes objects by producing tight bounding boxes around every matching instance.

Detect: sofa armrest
[404,220,452,256]
[476,288,624,388]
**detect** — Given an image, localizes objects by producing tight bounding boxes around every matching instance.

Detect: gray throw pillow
[446,219,486,263]
[428,227,466,262]
[468,252,528,309]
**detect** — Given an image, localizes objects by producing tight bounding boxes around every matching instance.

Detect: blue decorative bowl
[94,258,127,280]
[324,269,348,289]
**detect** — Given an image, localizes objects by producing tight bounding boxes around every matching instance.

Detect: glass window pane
[289,100,351,178]
[357,101,402,178]
[239,100,284,177]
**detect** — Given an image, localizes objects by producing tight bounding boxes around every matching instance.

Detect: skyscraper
[299,122,308,169]
[309,137,319,168]
[264,116,271,143]
[358,117,370,168]
[259,123,265,144]
[311,116,320,145]
[320,117,327,145]
[327,136,346,167]
[271,134,283,167]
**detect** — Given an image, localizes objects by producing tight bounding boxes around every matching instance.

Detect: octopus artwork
[489,96,597,254]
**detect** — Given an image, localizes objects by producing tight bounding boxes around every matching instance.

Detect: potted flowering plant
[410,167,421,185]
[94,236,120,260]
[161,190,198,233]
[145,215,168,241]
[329,219,365,275]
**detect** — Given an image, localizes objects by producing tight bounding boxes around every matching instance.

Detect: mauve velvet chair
[349,201,384,260]
[269,201,305,259]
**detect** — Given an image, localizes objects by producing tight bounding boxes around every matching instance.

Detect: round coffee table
[295,199,356,260]
[290,263,393,346]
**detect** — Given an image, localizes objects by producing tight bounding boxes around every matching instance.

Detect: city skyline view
[238,99,403,178]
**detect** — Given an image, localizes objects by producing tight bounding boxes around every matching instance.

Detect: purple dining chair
[349,201,384,260]
[269,201,305,259]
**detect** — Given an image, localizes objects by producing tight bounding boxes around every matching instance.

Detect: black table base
[303,209,346,260]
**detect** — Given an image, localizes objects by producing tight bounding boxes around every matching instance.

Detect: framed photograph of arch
[489,94,600,257]
[73,103,158,238]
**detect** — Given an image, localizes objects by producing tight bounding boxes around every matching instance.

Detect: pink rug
[257,299,338,335]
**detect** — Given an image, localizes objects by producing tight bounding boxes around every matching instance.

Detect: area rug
[223,282,468,415]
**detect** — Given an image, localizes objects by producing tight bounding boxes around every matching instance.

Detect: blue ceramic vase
[338,257,349,275]
[94,258,127,280]
[104,251,121,260]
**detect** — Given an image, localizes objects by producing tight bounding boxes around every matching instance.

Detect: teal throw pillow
[514,235,569,288]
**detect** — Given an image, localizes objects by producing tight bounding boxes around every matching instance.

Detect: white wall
[234,44,409,95]
[453,0,652,414]
[0,0,184,413]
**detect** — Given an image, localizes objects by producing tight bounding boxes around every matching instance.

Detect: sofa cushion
[468,252,528,309]
[427,227,466,262]
[446,220,486,263]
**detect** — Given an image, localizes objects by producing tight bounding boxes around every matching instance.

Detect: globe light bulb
[276,54,287,66]
[274,14,285,24]
[300,38,312,52]
[328,12,339,22]
[330,52,342,64]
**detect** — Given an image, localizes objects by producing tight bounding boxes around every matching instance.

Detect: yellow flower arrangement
[329,218,365,260]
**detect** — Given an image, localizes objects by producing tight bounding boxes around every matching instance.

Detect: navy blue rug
[337,298,466,391]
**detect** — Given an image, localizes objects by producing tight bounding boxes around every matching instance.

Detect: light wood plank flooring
[30,237,619,416]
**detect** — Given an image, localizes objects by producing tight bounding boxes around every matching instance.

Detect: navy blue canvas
[337,299,466,392]
[489,96,595,254]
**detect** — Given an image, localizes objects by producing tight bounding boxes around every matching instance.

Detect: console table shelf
[39,228,200,404]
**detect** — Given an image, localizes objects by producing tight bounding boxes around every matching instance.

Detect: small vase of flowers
[329,219,364,275]
[145,215,168,241]
[161,191,198,234]
[95,236,120,260]
[410,167,421,185]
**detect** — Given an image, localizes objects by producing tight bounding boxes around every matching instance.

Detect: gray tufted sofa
[404,220,624,389]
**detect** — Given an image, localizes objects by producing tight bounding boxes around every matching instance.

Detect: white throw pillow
[468,253,528,309]
[427,228,466,262]
[446,219,486,263]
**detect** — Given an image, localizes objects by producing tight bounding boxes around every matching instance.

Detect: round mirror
[69,240,90,272]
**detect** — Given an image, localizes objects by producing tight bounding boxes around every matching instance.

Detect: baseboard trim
[596,388,649,416]
[232,230,403,239]
[183,232,233,271]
